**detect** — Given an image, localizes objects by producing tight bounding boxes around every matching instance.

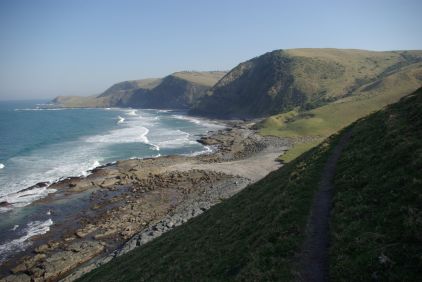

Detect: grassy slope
[193,49,422,117]
[259,63,422,161]
[285,49,421,100]
[79,88,422,281]
[52,71,226,108]
[50,96,111,108]
[172,71,227,87]
[79,133,339,281]
[330,88,422,281]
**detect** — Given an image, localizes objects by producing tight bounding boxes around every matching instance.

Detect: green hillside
[258,61,422,162]
[51,71,226,109]
[329,88,422,281]
[192,49,422,117]
[128,72,226,109]
[98,78,161,98]
[79,89,422,281]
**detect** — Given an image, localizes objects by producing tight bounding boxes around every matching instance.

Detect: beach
[0,121,290,282]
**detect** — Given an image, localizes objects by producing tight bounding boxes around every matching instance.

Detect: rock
[35,182,49,187]
[63,236,75,242]
[75,224,97,238]
[34,244,49,254]
[42,241,104,280]
[94,228,117,239]
[68,179,94,192]
[11,254,46,273]
[100,177,118,188]
[0,201,10,208]
[0,273,31,282]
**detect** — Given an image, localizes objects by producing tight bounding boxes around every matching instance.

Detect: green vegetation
[172,71,227,87]
[330,88,422,281]
[193,49,422,117]
[278,139,322,163]
[79,134,339,281]
[258,62,422,161]
[50,96,111,108]
[79,88,422,281]
[52,71,226,109]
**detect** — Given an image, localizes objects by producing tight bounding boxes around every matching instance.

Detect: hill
[127,71,227,109]
[257,61,422,162]
[51,71,226,109]
[79,88,422,281]
[191,48,422,117]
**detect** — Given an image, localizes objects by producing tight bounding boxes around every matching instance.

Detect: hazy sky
[0,0,421,100]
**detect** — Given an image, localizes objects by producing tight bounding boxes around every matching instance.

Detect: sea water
[0,100,224,263]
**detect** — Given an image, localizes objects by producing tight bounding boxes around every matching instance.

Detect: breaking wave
[0,219,53,263]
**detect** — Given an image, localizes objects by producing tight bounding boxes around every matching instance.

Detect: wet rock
[11,254,46,273]
[0,273,31,282]
[75,224,97,238]
[0,201,10,208]
[94,228,117,240]
[41,241,104,280]
[100,177,118,188]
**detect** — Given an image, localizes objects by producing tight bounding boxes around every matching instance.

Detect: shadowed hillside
[51,71,226,109]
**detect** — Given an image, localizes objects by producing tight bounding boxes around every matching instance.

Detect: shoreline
[0,121,291,282]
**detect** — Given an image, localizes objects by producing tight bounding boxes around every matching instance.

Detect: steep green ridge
[192,49,422,117]
[79,89,421,281]
[51,71,226,109]
[258,61,422,162]
[330,88,422,281]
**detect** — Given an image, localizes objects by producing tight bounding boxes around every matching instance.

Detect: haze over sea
[0,100,223,261]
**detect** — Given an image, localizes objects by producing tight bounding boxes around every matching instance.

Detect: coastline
[0,121,291,282]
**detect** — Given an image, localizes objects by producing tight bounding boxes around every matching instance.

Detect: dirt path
[298,130,352,282]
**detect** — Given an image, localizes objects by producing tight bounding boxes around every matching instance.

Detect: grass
[193,48,422,117]
[79,133,339,281]
[78,88,422,281]
[329,88,422,281]
[258,63,422,161]
[172,71,227,87]
[278,139,322,163]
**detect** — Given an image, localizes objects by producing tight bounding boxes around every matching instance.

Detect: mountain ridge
[51,71,227,109]
[191,48,422,117]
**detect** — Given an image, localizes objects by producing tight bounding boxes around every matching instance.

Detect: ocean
[0,100,224,263]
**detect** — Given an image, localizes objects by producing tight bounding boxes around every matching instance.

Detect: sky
[0,0,421,100]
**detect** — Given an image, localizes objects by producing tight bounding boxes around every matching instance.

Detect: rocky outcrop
[1,122,290,282]
[2,241,104,282]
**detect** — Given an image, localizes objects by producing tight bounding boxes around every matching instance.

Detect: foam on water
[0,104,228,262]
[188,145,214,156]
[126,109,137,116]
[117,115,125,124]
[172,114,225,129]
[85,125,150,144]
[0,219,53,263]
[0,106,224,215]
[0,186,57,212]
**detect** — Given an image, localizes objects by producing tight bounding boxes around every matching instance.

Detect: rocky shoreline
[0,121,291,282]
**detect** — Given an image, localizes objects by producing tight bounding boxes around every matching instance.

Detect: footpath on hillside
[298,130,352,282]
